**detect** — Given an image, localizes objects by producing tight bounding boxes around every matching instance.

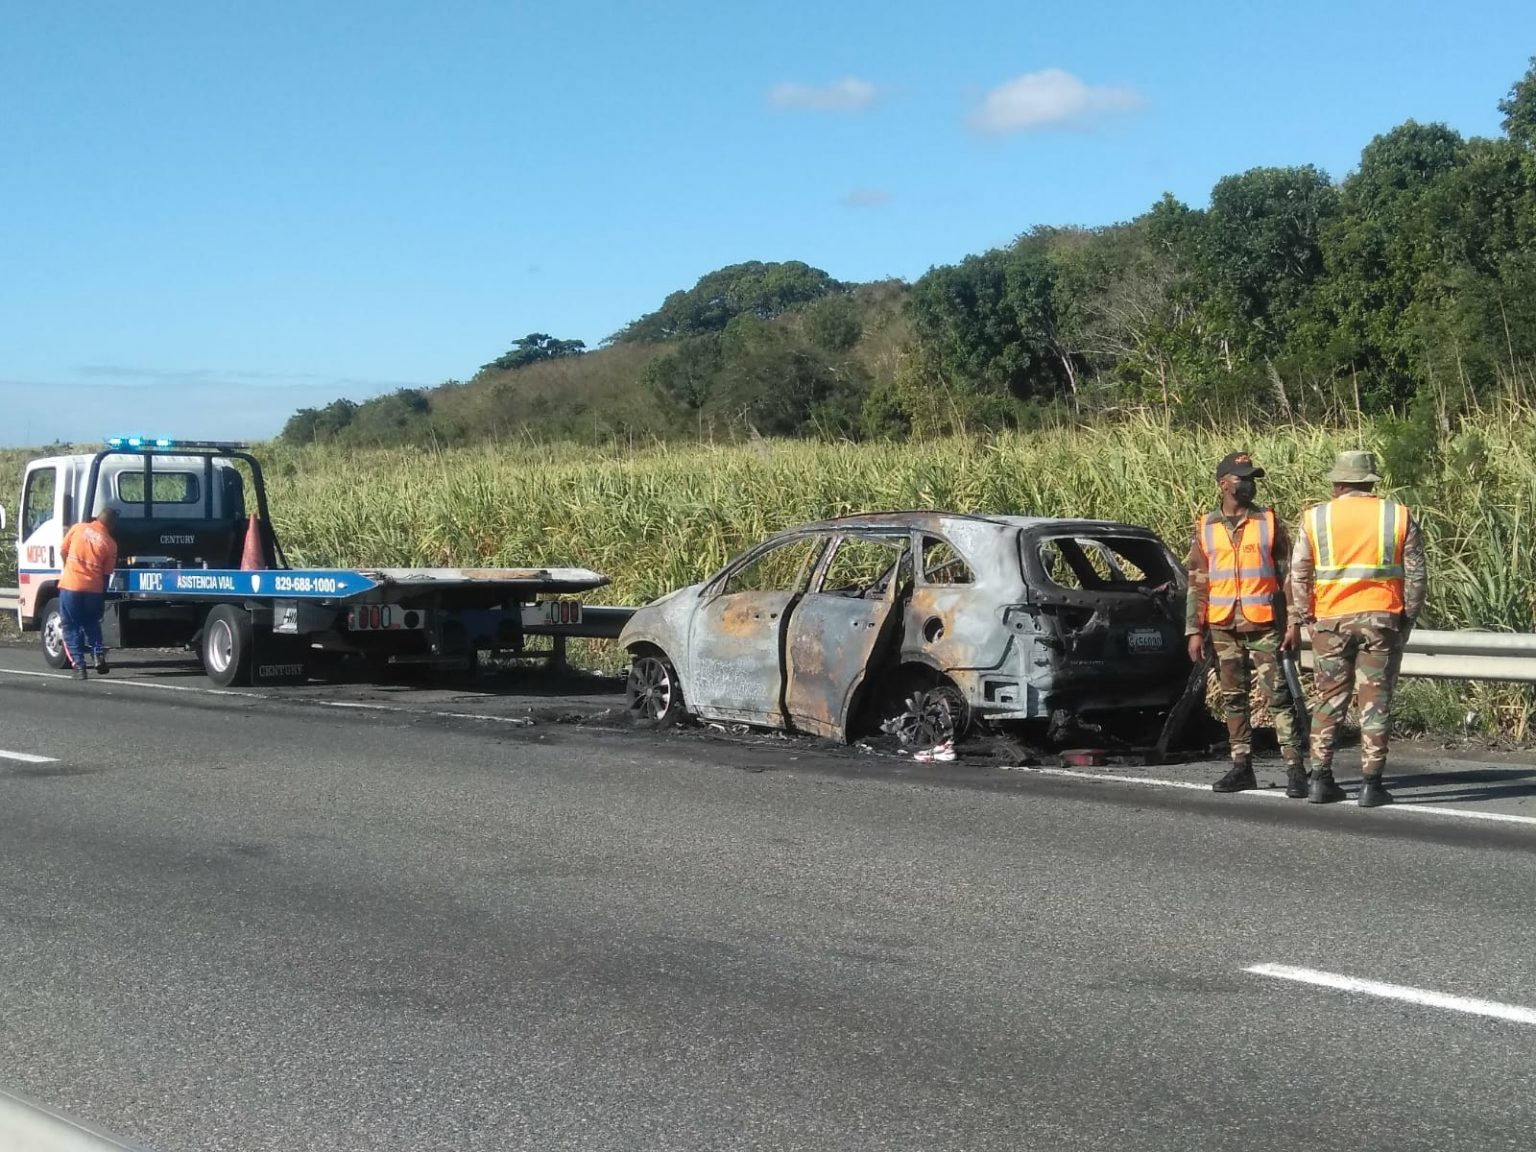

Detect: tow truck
[10,437,614,686]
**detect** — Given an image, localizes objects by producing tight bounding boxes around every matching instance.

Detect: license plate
[1127,627,1165,653]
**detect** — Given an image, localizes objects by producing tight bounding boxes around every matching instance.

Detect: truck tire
[40,598,71,669]
[202,605,254,687]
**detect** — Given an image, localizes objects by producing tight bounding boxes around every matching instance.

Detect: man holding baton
[1186,452,1308,797]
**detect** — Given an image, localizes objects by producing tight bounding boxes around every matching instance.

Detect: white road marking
[1020,766,1536,826]
[1246,964,1536,1026]
[1028,766,1287,796]
[0,666,258,697]
[0,665,538,727]
[0,748,58,764]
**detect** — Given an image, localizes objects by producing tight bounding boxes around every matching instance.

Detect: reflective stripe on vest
[1201,508,1278,627]
[1306,496,1407,618]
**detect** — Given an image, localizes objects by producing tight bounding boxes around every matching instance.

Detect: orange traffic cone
[240,512,267,570]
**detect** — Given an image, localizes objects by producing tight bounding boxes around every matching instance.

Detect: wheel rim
[628,656,673,721]
[43,612,65,660]
[890,686,965,748]
[206,619,234,674]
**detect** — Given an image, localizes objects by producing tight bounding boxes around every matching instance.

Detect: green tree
[1499,56,1536,149]
[481,333,587,373]
[280,398,358,445]
[906,239,1072,404]
[345,389,432,445]
[1198,165,1340,360]
[801,294,863,353]
[612,261,843,343]
[1321,122,1472,405]
[641,335,723,412]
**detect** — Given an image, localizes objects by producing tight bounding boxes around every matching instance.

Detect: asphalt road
[2,660,1535,1151]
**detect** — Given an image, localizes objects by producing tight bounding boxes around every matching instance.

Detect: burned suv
[620,512,1191,747]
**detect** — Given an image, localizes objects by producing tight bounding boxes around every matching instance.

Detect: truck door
[783,531,908,740]
[16,463,63,625]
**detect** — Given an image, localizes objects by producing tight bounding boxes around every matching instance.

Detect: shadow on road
[1388,766,1536,805]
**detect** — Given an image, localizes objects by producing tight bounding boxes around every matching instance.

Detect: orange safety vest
[60,520,119,594]
[1200,508,1279,628]
[1303,496,1407,619]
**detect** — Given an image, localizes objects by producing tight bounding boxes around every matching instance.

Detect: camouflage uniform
[1290,493,1428,778]
[1186,510,1303,767]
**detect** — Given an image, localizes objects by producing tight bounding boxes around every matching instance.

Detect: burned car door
[686,534,827,727]
[783,532,909,740]
[1017,525,1190,716]
[904,533,980,662]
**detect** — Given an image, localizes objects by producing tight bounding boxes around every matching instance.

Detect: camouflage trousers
[1309,619,1401,776]
[1210,628,1302,765]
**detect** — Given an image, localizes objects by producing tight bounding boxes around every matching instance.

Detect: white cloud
[970,69,1144,134]
[841,189,890,208]
[768,77,881,113]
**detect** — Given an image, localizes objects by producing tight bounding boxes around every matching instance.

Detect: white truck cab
[14,440,253,640]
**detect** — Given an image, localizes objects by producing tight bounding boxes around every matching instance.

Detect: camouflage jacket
[1289,490,1428,631]
[1184,506,1293,636]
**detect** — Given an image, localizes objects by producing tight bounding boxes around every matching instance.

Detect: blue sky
[2,0,1533,446]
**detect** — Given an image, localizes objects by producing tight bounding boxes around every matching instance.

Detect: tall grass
[258,412,1536,737]
[6,415,1536,735]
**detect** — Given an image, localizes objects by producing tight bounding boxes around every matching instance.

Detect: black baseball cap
[1215,451,1265,479]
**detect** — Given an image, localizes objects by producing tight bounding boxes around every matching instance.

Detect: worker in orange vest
[1289,451,1427,807]
[1186,452,1306,797]
[58,508,120,680]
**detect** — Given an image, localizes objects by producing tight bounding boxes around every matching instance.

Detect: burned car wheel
[626,650,686,728]
[883,678,970,749]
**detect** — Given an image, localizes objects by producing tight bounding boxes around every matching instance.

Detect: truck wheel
[626,649,686,728]
[202,605,254,687]
[40,598,70,669]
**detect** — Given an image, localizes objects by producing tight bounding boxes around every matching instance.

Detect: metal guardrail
[1297,629,1536,684]
[0,1086,156,1151]
[0,585,17,611]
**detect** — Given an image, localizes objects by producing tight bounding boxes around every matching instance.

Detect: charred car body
[620,512,1192,746]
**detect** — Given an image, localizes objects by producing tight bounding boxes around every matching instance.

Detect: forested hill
[282,61,1536,448]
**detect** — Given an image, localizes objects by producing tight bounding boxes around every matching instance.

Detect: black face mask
[1233,479,1257,504]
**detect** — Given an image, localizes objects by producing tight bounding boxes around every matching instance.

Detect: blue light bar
[106,436,176,449]
[103,436,248,452]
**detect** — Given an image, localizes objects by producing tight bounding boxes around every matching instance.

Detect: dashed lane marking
[1246,964,1536,1026]
[0,748,58,764]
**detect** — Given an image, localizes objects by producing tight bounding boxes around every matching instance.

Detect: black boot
[1285,763,1310,799]
[93,651,110,675]
[1308,768,1346,804]
[72,665,88,681]
[1213,759,1257,793]
[1358,775,1394,807]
